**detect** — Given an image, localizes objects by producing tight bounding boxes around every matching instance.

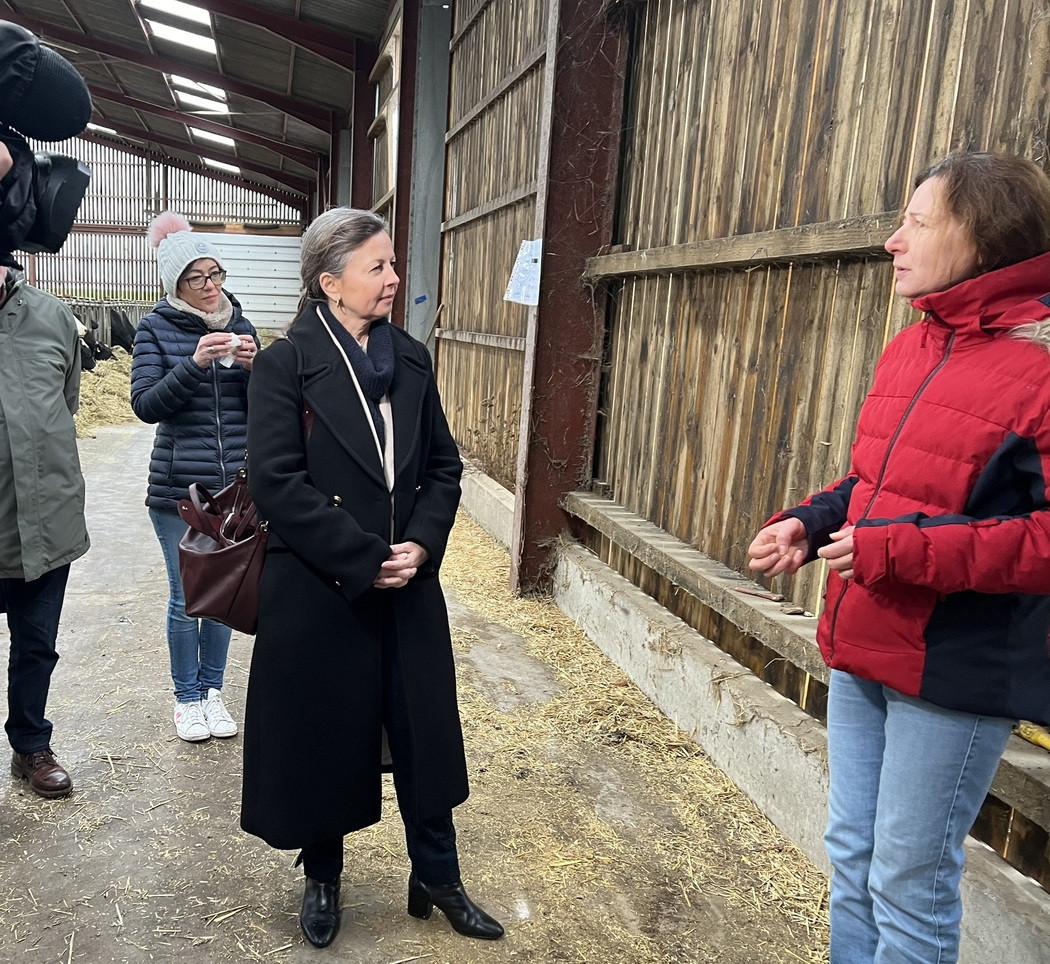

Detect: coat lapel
[294,314,387,489]
[390,338,428,481]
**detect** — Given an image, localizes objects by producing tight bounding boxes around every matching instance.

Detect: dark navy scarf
[320,303,395,450]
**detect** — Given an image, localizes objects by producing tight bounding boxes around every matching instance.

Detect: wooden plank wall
[584,0,1050,889]
[594,0,1050,616]
[436,0,552,487]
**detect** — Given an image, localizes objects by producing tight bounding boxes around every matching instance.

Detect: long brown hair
[916,152,1050,274]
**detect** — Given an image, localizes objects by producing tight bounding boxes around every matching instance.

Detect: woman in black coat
[241,208,503,949]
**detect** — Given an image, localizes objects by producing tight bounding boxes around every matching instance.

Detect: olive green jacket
[0,274,89,581]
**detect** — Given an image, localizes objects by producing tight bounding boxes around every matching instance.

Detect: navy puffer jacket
[131,294,258,511]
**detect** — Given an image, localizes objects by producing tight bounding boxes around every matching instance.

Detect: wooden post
[510,0,630,592]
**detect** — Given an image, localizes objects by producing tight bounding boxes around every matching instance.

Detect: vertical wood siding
[584,0,1050,886]
[596,0,1050,615]
[438,0,551,487]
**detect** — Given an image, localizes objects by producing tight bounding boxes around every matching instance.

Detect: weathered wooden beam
[563,491,1050,835]
[445,42,546,143]
[449,0,497,51]
[564,491,827,677]
[435,329,526,351]
[582,212,899,280]
[440,182,538,233]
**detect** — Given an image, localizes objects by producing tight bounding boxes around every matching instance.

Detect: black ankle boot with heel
[407,872,504,939]
[300,877,341,948]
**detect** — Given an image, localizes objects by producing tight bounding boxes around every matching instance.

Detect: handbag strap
[180,485,222,536]
[179,468,252,539]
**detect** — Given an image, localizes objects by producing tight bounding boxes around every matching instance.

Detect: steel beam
[92,116,313,195]
[88,84,319,169]
[78,132,308,215]
[10,13,335,131]
[351,39,377,209]
[200,0,359,70]
[391,0,418,330]
[510,0,630,592]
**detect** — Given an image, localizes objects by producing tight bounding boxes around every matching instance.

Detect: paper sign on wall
[504,238,543,306]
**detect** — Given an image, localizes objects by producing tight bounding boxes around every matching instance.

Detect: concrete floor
[0,423,827,964]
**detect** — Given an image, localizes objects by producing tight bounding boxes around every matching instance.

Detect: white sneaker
[173,700,210,742]
[203,688,238,738]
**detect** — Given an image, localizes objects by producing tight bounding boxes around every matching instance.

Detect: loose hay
[442,513,830,962]
[75,352,136,438]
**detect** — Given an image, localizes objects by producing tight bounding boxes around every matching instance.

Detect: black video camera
[0,21,92,259]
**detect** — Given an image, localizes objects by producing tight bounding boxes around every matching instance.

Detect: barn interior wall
[436,0,552,486]
[596,0,1050,615]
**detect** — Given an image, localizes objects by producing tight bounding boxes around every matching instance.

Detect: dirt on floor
[0,363,829,963]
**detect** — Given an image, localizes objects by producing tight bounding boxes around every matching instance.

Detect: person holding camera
[0,21,93,799]
[131,212,259,743]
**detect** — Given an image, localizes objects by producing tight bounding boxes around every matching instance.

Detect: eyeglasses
[180,269,227,290]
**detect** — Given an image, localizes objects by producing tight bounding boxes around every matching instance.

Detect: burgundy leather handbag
[177,467,267,635]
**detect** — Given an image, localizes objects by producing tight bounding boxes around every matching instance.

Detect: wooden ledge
[581,213,898,280]
[562,491,1050,834]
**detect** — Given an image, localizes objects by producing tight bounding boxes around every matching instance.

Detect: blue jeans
[825,670,1013,964]
[1,565,70,753]
[149,507,232,703]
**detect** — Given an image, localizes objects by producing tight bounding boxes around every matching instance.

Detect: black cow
[108,308,136,353]
[77,317,115,370]
[78,338,96,372]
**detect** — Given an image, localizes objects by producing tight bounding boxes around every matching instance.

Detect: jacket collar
[911,251,1050,337]
[155,290,243,330]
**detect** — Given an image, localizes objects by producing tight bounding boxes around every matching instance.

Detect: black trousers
[300,812,458,886]
[301,597,461,886]
[1,565,70,754]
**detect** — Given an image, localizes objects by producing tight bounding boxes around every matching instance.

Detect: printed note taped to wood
[504,238,543,306]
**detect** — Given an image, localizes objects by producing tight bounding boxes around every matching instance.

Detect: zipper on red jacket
[826,313,955,660]
[920,314,932,348]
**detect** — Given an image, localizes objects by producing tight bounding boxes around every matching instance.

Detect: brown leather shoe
[11,747,73,799]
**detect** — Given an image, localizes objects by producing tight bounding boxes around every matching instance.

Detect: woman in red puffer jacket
[748,152,1050,964]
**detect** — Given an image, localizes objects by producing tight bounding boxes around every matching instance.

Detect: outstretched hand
[746,517,808,578]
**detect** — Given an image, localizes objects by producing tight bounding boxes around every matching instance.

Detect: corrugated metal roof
[5,0,393,209]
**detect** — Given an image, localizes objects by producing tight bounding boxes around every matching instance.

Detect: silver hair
[297,207,389,314]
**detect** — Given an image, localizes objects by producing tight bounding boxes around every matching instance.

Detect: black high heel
[407,872,504,939]
[300,877,341,948]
